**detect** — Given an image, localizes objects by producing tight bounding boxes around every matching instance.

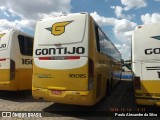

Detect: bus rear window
[18,35,33,56]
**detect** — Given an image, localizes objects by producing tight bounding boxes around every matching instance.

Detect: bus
[32,13,121,106]
[0,29,33,91]
[132,22,160,106]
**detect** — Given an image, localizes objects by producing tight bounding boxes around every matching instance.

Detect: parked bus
[32,13,121,106]
[0,29,33,91]
[132,22,160,106]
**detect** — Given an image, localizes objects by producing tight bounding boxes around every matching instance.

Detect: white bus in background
[132,22,160,106]
[0,29,33,91]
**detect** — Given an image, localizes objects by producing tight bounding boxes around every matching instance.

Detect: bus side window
[18,35,33,56]
[94,24,121,62]
[94,25,100,52]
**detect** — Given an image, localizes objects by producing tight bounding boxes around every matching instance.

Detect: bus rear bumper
[32,87,95,106]
[135,97,160,106]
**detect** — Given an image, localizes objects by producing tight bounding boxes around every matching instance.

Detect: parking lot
[0,77,159,120]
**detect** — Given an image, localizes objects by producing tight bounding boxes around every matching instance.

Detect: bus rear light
[38,56,80,60]
[88,59,94,90]
[138,26,142,28]
[66,56,80,60]
[134,77,141,90]
[10,59,15,80]
[0,58,6,61]
[39,57,50,60]
[89,59,94,77]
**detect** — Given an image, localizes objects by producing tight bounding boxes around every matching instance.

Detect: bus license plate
[52,91,62,95]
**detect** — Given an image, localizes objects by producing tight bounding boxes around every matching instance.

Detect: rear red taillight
[0,58,6,61]
[39,57,50,60]
[134,77,141,90]
[38,56,80,60]
[89,59,94,77]
[88,59,94,90]
[10,59,15,80]
[66,56,80,60]
[138,26,142,28]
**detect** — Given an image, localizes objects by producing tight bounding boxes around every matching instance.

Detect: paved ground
[0,78,159,120]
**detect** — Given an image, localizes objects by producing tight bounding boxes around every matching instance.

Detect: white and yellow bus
[32,13,121,106]
[0,29,33,91]
[132,22,160,106]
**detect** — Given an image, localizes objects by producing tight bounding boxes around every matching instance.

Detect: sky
[0,0,160,60]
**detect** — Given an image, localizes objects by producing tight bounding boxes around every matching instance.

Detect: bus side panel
[141,62,160,93]
[141,81,160,93]
[0,69,10,81]
[11,31,33,90]
[0,70,16,90]
[89,17,109,103]
[18,68,32,90]
[89,17,121,104]
[0,59,18,90]
[0,59,10,82]
[94,53,110,101]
